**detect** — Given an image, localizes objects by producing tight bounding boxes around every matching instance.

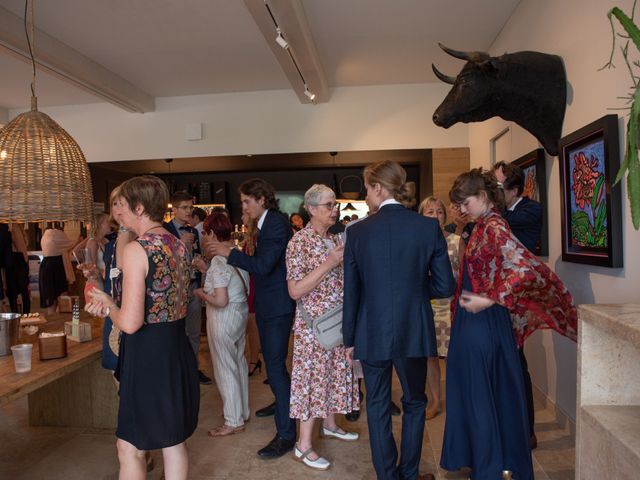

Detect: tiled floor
[0,345,575,479]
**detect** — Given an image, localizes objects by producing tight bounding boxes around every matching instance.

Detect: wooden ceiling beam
[244,0,329,104]
[0,6,155,113]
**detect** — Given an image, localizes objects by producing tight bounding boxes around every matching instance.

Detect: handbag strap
[231,266,249,299]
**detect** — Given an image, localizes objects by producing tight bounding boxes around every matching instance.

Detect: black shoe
[198,370,213,385]
[345,409,361,422]
[256,401,276,417]
[248,359,262,376]
[257,435,295,459]
[391,400,401,416]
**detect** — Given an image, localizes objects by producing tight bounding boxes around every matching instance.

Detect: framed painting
[558,114,623,267]
[512,148,548,256]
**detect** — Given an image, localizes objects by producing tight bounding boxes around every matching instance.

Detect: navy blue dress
[441,266,533,480]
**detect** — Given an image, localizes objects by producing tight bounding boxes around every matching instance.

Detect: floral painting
[512,148,547,255]
[559,115,623,268]
[568,140,607,248]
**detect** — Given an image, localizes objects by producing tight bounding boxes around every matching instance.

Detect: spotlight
[304,85,316,101]
[275,28,288,49]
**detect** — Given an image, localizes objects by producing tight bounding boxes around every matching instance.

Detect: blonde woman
[418,197,461,420]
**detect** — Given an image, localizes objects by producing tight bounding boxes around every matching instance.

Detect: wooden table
[0,313,118,428]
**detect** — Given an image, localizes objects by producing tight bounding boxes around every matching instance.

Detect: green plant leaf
[592,175,605,210]
[572,211,591,244]
[629,152,640,229]
[595,197,607,235]
[609,7,640,52]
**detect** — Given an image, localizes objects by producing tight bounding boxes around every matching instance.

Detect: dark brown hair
[449,168,505,210]
[171,190,193,205]
[363,160,416,208]
[119,175,169,223]
[500,163,525,196]
[238,178,279,211]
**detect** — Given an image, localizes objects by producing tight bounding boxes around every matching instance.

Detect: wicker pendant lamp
[0,0,94,224]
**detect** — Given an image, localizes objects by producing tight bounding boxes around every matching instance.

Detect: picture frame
[558,114,623,267]
[512,148,548,256]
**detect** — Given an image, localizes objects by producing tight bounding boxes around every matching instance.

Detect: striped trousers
[206,302,250,427]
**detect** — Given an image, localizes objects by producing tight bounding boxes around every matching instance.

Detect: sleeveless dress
[440,265,533,479]
[114,232,200,450]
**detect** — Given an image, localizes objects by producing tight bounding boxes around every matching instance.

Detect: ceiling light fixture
[264,1,315,104]
[304,85,316,101]
[275,27,288,49]
[0,0,94,223]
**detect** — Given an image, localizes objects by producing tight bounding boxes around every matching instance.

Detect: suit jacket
[227,210,295,319]
[343,203,455,361]
[502,197,542,254]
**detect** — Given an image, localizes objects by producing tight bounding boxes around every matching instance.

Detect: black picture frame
[558,114,623,267]
[512,148,548,256]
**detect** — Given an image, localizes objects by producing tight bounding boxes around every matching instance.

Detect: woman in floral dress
[418,196,461,420]
[286,184,360,471]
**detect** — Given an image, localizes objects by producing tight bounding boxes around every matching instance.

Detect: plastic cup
[10,343,33,373]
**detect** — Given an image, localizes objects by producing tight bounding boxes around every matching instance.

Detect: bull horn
[431,64,456,84]
[438,43,490,63]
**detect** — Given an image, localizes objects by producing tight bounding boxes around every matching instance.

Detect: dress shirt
[257,209,268,231]
[508,196,524,212]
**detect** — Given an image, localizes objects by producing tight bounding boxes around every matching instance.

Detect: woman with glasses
[286,184,359,471]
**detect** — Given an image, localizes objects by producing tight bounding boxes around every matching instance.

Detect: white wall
[469,0,637,420]
[8,83,468,163]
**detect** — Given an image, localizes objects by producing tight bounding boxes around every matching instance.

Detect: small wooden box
[64,321,92,342]
[38,334,67,360]
[58,295,79,313]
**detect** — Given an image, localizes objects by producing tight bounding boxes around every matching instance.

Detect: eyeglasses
[313,202,340,210]
[176,205,194,211]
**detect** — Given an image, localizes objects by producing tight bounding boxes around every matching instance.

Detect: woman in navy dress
[86,175,199,480]
[441,169,577,480]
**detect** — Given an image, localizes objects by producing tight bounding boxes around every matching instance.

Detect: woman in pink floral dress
[286,184,360,471]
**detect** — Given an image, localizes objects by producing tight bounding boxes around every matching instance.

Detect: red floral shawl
[452,211,578,347]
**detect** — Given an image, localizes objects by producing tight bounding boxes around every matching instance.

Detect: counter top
[578,304,640,346]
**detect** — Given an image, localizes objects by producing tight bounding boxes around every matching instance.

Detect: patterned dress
[286,224,359,421]
[115,232,200,450]
[431,232,461,357]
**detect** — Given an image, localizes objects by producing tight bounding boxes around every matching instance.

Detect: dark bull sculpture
[432,44,567,156]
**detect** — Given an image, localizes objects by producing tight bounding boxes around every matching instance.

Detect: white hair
[304,184,336,215]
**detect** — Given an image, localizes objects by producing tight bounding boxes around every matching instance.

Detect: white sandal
[321,425,359,441]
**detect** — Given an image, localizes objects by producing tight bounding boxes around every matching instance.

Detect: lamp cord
[23,0,36,99]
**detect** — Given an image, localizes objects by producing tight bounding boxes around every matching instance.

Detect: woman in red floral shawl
[440,169,577,480]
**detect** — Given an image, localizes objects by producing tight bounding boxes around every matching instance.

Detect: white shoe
[294,445,331,470]
[321,426,359,441]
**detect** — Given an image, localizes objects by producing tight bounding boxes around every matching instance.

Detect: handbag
[297,300,343,350]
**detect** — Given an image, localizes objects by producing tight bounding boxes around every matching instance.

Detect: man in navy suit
[206,179,296,459]
[163,190,212,385]
[343,160,455,480]
[495,161,543,449]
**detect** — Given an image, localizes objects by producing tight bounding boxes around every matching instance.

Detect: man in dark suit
[495,161,543,449]
[206,178,296,459]
[163,190,212,385]
[343,160,455,480]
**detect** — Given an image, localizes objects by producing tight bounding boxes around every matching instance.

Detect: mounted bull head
[432,43,567,156]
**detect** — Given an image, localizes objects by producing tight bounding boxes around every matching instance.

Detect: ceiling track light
[304,85,316,101]
[275,27,288,49]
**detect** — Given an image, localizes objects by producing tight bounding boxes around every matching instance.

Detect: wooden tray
[20,314,47,326]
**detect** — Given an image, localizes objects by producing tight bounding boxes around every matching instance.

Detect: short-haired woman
[286,184,359,471]
[194,212,250,437]
[86,175,199,480]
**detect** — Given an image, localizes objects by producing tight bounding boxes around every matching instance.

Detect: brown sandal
[207,424,245,437]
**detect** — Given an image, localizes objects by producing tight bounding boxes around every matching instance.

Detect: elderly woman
[286,184,359,471]
[194,212,250,437]
[418,196,461,420]
[85,175,199,480]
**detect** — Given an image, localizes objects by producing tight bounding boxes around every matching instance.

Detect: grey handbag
[297,300,344,350]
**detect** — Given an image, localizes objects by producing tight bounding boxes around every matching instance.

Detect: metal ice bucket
[0,313,21,356]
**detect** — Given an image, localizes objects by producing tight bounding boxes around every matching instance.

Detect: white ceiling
[0,0,521,110]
